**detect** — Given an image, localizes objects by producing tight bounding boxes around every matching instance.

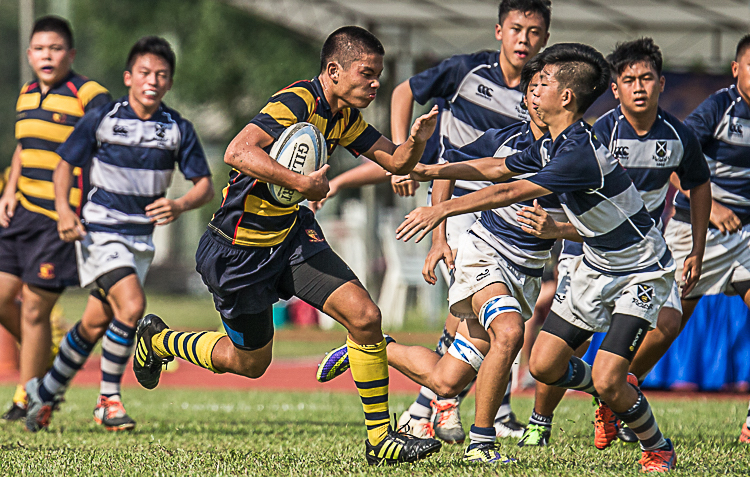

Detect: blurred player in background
[388,0,551,444]
[25,36,214,432]
[666,34,750,444]
[129,26,443,466]
[0,16,110,422]
[514,37,711,450]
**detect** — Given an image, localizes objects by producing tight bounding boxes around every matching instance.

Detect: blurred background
[1,0,749,391]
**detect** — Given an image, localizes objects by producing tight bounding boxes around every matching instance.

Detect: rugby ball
[268,122,328,205]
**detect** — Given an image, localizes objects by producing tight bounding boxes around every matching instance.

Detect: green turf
[0,385,747,476]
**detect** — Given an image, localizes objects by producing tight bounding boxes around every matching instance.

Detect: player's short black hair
[538,43,611,114]
[521,54,545,96]
[126,36,176,77]
[736,34,750,61]
[498,0,552,31]
[607,38,662,78]
[320,26,385,73]
[31,16,74,49]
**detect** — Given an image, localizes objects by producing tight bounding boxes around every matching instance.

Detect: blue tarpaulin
[582,295,750,391]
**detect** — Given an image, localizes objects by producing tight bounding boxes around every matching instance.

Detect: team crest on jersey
[52,113,67,124]
[155,123,168,139]
[632,284,654,309]
[38,263,55,280]
[306,229,325,243]
[652,141,670,165]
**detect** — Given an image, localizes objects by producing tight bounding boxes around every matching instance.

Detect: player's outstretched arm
[516,200,582,241]
[0,144,22,228]
[397,180,551,243]
[146,176,215,226]
[53,160,86,242]
[310,160,390,212]
[389,80,421,197]
[225,123,330,202]
[409,156,516,183]
[363,106,439,175]
[682,180,711,296]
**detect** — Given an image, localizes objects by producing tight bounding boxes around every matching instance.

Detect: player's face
[335,53,384,109]
[496,10,549,70]
[524,72,548,132]
[27,31,75,89]
[732,48,750,102]
[613,61,663,117]
[530,65,564,125]
[124,53,173,116]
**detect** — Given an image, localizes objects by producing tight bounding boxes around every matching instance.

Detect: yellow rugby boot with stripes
[365,421,442,465]
[133,314,173,389]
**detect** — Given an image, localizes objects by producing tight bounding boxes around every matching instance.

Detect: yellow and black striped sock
[13,384,26,406]
[347,337,390,445]
[151,330,225,373]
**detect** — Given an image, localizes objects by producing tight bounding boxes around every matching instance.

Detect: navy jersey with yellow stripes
[209,76,381,248]
[15,71,110,220]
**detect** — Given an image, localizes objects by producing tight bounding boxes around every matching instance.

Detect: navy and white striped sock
[100,319,136,400]
[529,409,553,429]
[613,387,667,451]
[551,356,598,397]
[468,424,496,449]
[39,323,94,403]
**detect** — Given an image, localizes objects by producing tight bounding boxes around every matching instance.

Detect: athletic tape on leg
[447,332,485,372]
[478,296,521,330]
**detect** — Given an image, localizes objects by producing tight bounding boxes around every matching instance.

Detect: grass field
[0,384,747,476]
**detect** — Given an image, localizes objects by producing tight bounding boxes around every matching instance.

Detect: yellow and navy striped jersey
[15,71,110,220]
[209,77,381,248]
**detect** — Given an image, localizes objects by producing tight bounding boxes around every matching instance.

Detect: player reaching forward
[514,37,711,449]
[130,26,442,466]
[25,36,214,432]
[397,43,679,472]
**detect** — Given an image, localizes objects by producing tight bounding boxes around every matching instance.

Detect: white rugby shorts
[448,225,541,324]
[551,255,675,332]
[429,192,481,284]
[664,219,750,299]
[76,231,155,288]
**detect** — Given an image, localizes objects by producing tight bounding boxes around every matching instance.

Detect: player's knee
[348,302,382,333]
[430,376,463,398]
[116,300,146,327]
[236,351,272,379]
[528,355,557,384]
[656,309,681,342]
[591,371,622,402]
[490,321,524,352]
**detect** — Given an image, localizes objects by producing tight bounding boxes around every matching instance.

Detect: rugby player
[0,16,110,422]
[396,43,679,472]
[129,26,442,465]
[514,38,711,450]
[666,34,750,444]
[25,36,214,432]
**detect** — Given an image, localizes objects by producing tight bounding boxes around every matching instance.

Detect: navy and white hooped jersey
[505,121,670,275]
[562,106,710,258]
[677,85,750,218]
[410,51,529,196]
[57,97,211,235]
[444,122,565,271]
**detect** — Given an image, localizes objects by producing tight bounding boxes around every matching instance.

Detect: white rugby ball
[268,122,328,205]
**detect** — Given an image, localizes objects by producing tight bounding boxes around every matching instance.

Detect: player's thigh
[221,307,275,353]
[0,272,22,307]
[279,248,376,328]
